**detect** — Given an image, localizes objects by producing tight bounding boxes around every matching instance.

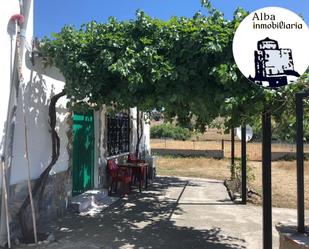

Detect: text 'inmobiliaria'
[253,12,303,30]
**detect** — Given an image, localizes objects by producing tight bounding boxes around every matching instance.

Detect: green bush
[150,124,191,140]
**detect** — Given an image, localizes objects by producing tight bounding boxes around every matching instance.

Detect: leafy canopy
[40,7,308,134]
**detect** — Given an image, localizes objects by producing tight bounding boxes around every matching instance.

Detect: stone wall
[38,170,72,230]
[151,148,224,159]
[277,224,309,249]
[7,170,71,239]
[98,106,108,189]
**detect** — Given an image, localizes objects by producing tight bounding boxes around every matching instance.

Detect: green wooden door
[72,111,94,196]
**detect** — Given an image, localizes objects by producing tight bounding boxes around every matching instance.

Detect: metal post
[231,127,235,180]
[262,107,272,249]
[296,93,305,233]
[231,127,235,166]
[241,126,247,204]
[221,139,224,151]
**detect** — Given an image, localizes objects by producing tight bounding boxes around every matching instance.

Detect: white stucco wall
[0,0,19,153]
[129,108,151,156]
[0,0,69,186]
[144,121,151,154]
[0,0,21,187]
[93,110,100,188]
[10,57,69,185]
[130,108,138,153]
[0,0,150,187]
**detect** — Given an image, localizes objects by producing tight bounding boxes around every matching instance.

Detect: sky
[34,0,309,38]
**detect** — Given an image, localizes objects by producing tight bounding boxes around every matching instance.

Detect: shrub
[233,158,256,186]
[150,123,191,140]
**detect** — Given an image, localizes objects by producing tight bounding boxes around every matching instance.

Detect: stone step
[69,189,119,214]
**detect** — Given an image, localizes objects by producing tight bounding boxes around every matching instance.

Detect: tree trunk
[135,109,144,157]
[18,89,66,242]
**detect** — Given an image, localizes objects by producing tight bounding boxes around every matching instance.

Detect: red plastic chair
[128,153,145,164]
[128,153,147,190]
[107,159,132,195]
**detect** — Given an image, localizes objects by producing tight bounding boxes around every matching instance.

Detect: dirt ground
[155,156,309,209]
[16,176,308,249]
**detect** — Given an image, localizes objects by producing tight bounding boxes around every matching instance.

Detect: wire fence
[151,138,309,161]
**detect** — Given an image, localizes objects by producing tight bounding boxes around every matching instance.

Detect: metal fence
[150,138,309,161]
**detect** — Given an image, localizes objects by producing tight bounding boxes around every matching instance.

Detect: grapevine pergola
[40,8,308,131]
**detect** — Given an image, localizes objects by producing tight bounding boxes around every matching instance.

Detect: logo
[233,7,309,89]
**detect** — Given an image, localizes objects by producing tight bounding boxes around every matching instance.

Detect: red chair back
[107,160,118,178]
[128,153,137,162]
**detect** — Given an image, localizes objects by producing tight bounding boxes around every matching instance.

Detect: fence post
[231,127,235,179]
[241,126,247,204]
[221,139,224,152]
[296,93,305,233]
[262,106,272,249]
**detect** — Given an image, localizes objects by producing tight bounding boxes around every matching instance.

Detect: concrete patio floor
[16,176,308,249]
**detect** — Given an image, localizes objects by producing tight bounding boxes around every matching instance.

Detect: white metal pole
[1,161,11,248]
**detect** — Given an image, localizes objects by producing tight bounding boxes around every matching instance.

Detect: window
[107,113,130,156]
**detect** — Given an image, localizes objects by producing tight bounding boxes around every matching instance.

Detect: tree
[39,9,239,124]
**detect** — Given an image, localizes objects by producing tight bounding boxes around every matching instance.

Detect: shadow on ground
[49,176,245,249]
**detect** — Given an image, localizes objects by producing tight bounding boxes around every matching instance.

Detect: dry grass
[250,160,309,209]
[156,156,231,180]
[155,156,309,209]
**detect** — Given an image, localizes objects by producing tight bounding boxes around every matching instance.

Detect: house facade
[0,0,150,245]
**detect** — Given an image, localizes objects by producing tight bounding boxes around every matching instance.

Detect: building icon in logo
[249,37,300,88]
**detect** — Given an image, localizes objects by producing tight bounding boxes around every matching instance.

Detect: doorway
[72,111,95,196]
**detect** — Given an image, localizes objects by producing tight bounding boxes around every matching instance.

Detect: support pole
[231,127,235,179]
[21,85,37,244]
[241,126,247,204]
[262,107,272,249]
[296,93,305,233]
[1,159,11,248]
